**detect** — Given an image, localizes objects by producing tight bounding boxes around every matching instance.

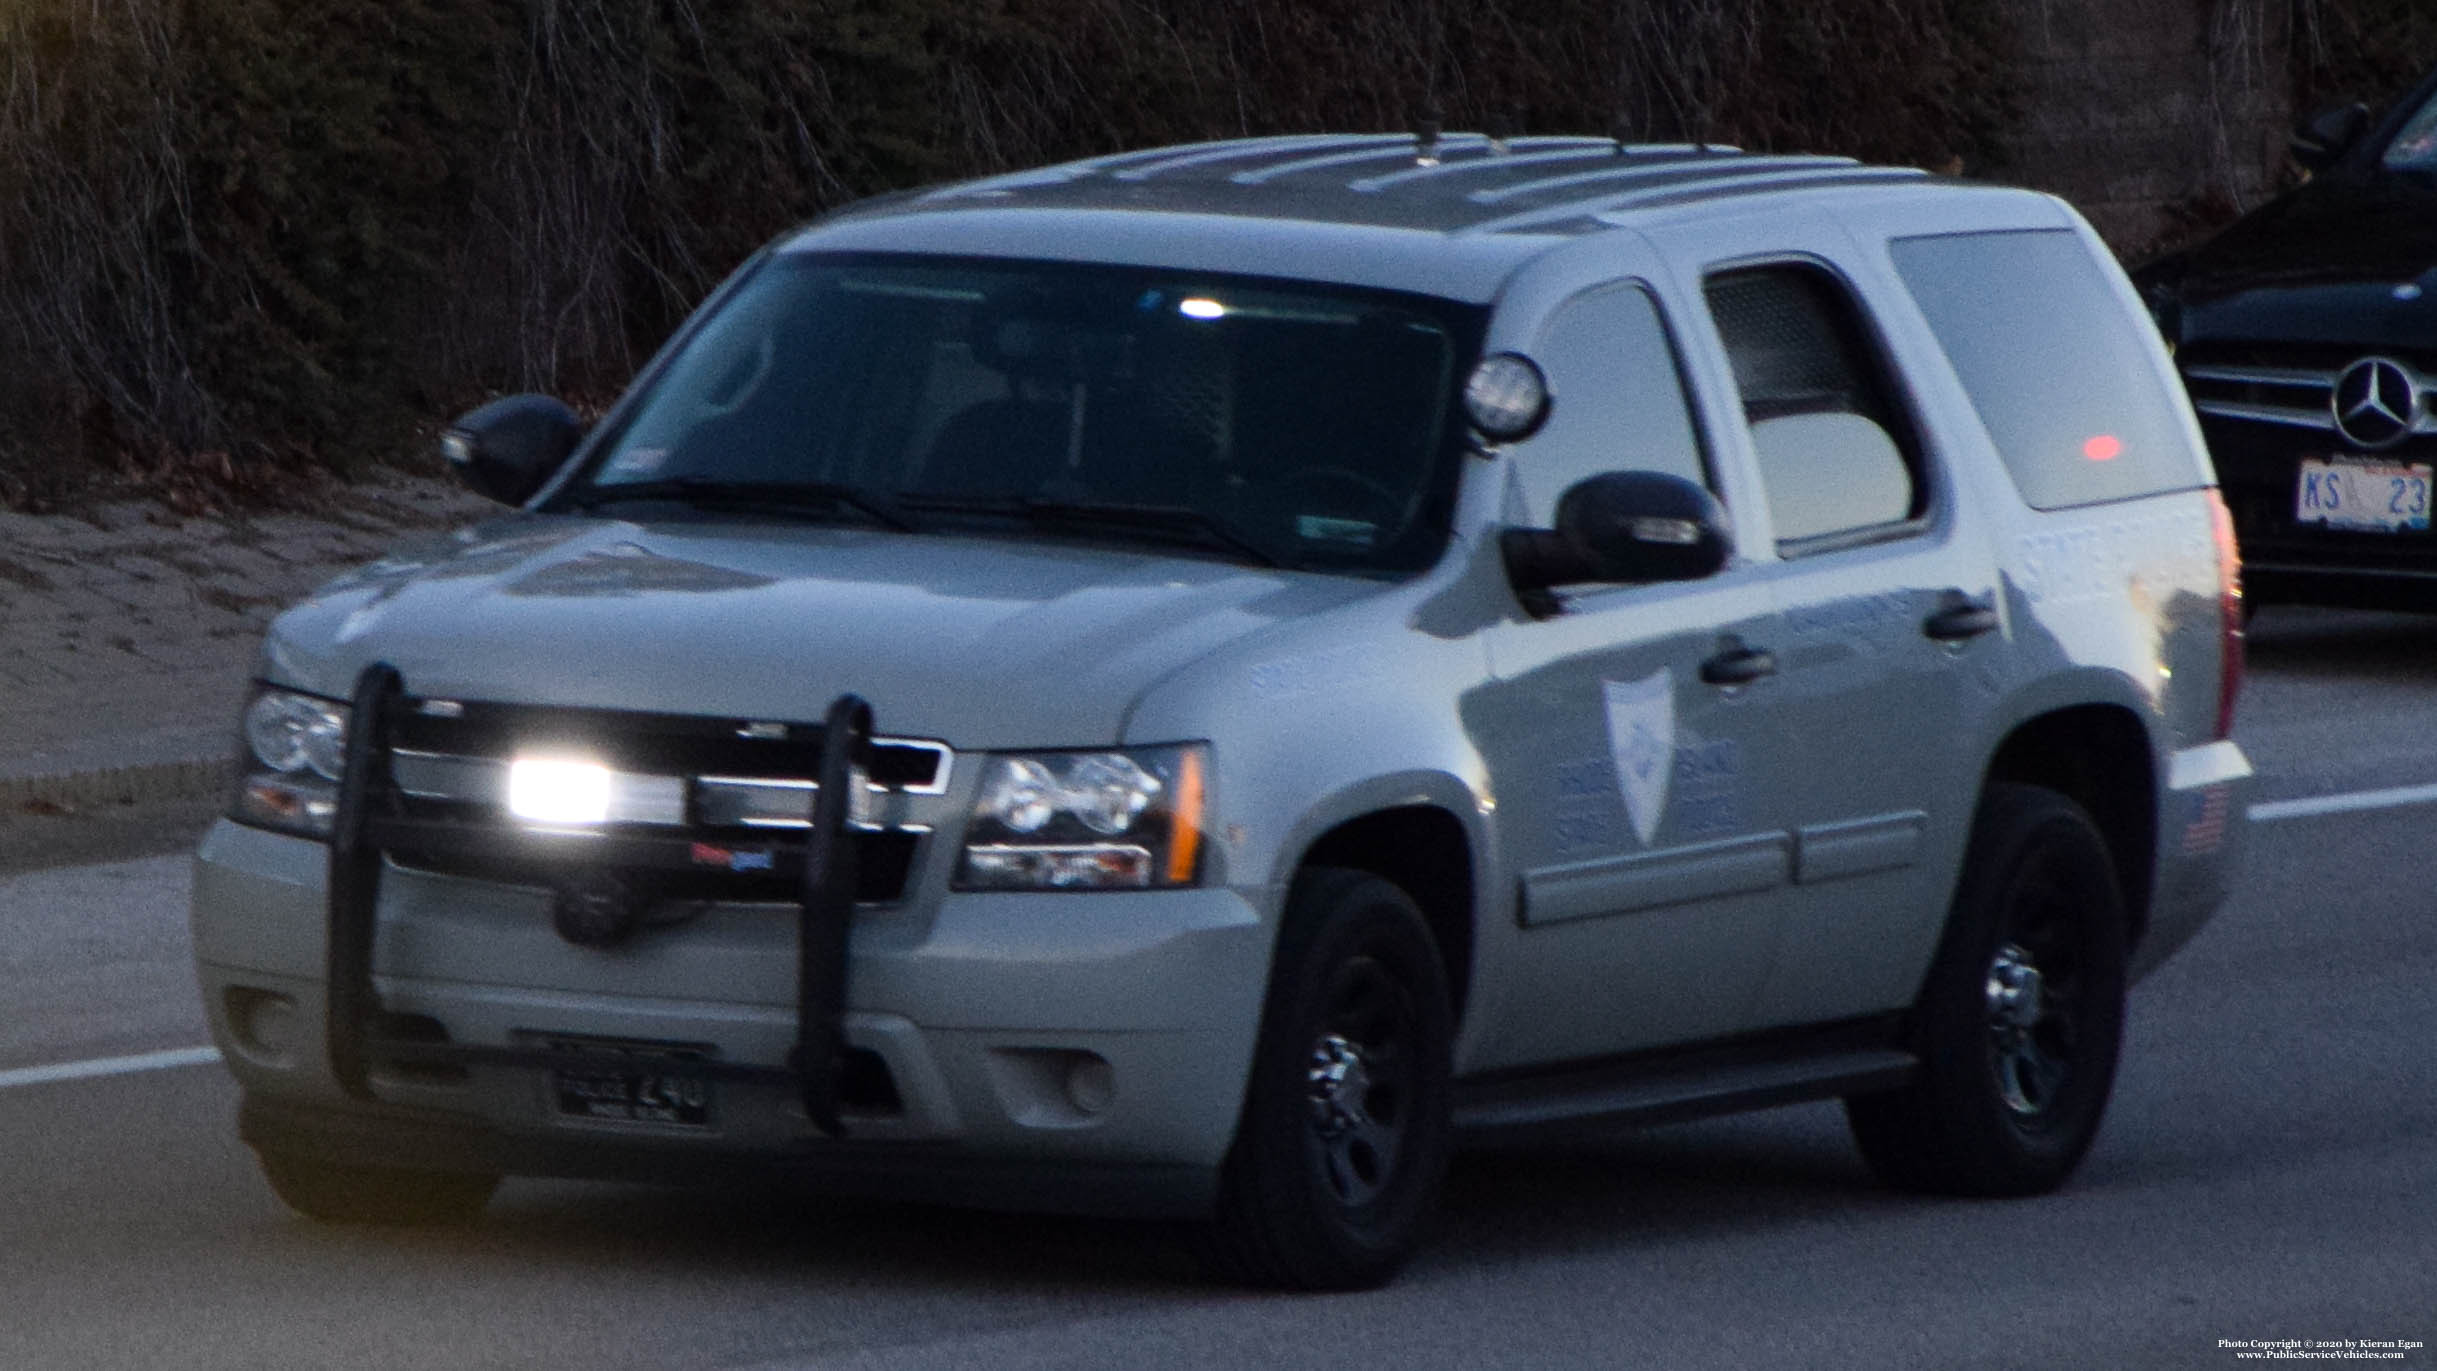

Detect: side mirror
[2292,102,2370,173]
[1501,471,1730,596]
[2129,253,2188,348]
[440,394,583,505]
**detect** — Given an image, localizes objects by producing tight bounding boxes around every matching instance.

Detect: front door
[1467,275,1799,1071]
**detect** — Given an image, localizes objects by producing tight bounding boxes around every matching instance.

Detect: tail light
[2207,489,2244,739]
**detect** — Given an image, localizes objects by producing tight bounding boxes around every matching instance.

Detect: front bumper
[193,818,1269,1219]
[2206,414,2437,608]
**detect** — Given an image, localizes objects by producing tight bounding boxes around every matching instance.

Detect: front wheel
[1847,783,2128,1197]
[1196,868,1453,1291]
[257,1150,499,1226]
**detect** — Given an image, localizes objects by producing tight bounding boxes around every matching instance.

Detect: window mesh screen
[1704,265,1921,540]
[1704,271,1872,418]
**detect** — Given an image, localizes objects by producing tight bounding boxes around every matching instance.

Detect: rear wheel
[257,1151,499,1226]
[1847,783,2128,1196]
[1197,867,1453,1291]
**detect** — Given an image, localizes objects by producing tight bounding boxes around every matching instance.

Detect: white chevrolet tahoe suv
[194,133,2252,1289]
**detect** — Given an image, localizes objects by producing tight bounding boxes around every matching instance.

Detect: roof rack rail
[1234,134,1494,185]
[1467,152,1843,207]
[1111,133,1407,183]
[889,133,1935,243]
[1466,163,1928,236]
[1346,139,1648,193]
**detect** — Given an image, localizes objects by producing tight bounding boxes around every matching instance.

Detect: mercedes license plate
[2296,457,2433,533]
[545,1037,715,1128]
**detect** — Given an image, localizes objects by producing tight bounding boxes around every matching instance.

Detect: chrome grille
[389,751,928,829]
[2181,350,2437,442]
[375,700,949,904]
[2180,361,2341,432]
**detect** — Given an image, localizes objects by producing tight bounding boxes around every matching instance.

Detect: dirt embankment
[0,0,2427,508]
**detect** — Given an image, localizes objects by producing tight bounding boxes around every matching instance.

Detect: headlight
[231,687,350,838]
[955,744,1206,891]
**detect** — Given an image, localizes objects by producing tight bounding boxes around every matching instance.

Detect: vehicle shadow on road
[1430,1104,1898,1265]
[329,1103,1897,1295]
[251,1104,1886,1301]
[406,1180,1206,1294]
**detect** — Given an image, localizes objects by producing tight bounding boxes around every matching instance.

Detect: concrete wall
[2000,0,2290,253]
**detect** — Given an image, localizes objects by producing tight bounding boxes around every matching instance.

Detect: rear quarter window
[1890,229,2207,510]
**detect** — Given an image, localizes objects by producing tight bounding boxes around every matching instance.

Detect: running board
[1454,1030,1916,1140]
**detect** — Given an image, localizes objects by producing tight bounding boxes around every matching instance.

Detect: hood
[2171,173,2437,351]
[260,515,1382,749]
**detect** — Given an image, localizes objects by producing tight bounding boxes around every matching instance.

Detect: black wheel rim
[1302,951,1418,1210]
[1985,867,2089,1123]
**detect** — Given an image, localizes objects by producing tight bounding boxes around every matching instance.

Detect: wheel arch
[1292,804,1479,1026]
[1979,702,2158,951]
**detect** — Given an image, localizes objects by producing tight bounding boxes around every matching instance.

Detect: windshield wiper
[564,478,916,532]
[898,493,1282,568]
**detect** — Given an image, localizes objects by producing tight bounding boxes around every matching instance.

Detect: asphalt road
[2,604,2433,1370]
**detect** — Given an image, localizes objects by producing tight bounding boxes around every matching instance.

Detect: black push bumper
[323,664,880,1136]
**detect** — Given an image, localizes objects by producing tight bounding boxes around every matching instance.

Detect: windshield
[2384,91,2437,170]
[561,253,1479,575]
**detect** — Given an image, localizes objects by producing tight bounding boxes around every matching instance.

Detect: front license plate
[545,1037,715,1128]
[2295,457,2433,533]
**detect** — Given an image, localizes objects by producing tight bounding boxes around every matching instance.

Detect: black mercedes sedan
[2140,64,2437,610]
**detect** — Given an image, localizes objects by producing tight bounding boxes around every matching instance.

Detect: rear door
[1645,213,2003,1029]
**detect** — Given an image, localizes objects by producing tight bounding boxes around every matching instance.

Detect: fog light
[226,987,299,1063]
[508,757,612,825]
[1064,1055,1115,1116]
[986,1048,1119,1128]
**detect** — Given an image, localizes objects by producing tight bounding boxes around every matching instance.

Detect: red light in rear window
[2082,435,2122,461]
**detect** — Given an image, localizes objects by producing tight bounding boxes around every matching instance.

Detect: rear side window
[1704,265,1923,547]
[1890,229,2206,510]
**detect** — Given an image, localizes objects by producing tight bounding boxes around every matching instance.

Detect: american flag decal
[2180,785,2231,856]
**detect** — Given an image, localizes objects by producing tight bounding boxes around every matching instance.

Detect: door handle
[1699,644,1778,686]
[1923,598,1999,642]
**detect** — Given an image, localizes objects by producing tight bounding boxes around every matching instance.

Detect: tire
[1846,783,2128,1197]
[1196,867,1454,1291]
[257,1150,499,1226]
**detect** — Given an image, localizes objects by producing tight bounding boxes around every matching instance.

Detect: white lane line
[0,1046,221,1092]
[2249,781,2437,824]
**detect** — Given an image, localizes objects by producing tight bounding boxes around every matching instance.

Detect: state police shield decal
[1602,670,1675,846]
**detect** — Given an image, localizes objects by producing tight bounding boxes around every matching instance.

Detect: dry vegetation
[0,0,2414,505]
[2292,0,2437,110]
